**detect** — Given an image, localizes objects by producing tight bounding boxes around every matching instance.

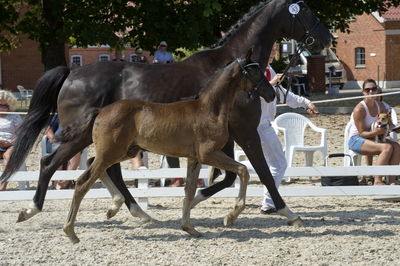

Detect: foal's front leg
[63,162,107,244]
[181,159,202,237]
[200,150,250,226]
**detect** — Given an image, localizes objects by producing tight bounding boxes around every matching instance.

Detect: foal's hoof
[16,208,40,223]
[287,216,304,227]
[181,225,202,237]
[223,214,236,226]
[63,226,80,244]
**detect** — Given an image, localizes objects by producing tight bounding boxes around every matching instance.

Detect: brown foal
[61,51,275,243]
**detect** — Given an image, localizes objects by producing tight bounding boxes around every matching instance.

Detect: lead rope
[274,42,305,104]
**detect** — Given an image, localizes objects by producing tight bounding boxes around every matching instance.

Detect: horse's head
[235,49,275,103]
[279,0,332,54]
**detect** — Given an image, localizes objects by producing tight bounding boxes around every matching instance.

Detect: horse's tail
[0,66,70,183]
[56,108,100,143]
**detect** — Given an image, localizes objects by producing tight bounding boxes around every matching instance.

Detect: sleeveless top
[349,101,381,137]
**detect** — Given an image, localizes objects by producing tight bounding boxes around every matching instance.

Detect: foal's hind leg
[200,150,250,226]
[181,159,202,237]
[17,138,91,223]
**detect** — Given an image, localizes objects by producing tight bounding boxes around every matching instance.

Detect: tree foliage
[0,0,399,69]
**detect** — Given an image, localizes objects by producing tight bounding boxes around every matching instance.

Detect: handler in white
[260,65,319,214]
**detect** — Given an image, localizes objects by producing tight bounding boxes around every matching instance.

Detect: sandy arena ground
[1,114,400,265]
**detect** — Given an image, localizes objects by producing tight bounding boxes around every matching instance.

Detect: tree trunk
[41,0,67,70]
[41,42,67,71]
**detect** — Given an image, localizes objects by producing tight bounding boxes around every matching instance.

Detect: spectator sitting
[153,41,174,64]
[45,115,81,190]
[0,90,22,190]
[348,79,400,185]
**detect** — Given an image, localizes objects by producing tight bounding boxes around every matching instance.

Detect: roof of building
[382,6,400,20]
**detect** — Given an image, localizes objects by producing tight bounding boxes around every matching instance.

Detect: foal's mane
[179,60,237,101]
[214,0,272,47]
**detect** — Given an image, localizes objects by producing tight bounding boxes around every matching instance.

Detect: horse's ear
[245,48,253,62]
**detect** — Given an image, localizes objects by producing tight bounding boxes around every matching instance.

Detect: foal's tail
[56,108,100,143]
[0,66,70,183]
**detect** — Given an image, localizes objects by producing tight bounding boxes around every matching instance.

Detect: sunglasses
[363,87,378,92]
[0,104,9,108]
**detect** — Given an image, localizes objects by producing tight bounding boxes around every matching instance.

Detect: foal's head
[234,49,275,103]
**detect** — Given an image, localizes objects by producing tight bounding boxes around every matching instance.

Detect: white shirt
[260,65,311,123]
[0,114,23,143]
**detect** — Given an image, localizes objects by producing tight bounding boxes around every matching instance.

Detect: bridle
[276,0,322,103]
[236,58,270,99]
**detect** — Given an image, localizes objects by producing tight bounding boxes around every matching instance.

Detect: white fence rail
[1,166,400,209]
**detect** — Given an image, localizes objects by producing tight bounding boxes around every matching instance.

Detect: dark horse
[62,52,275,243]
[1,0,331,224]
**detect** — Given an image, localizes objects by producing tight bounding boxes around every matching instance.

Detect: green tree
[0,0,399,70]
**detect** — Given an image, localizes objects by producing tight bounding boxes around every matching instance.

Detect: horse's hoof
[181,225,202,237]
[139,217,158,225]
[16,208,40,223]
[287,216,304,227]
[223,215,236,226]
[190,191,207,209]
[106,209,118,219]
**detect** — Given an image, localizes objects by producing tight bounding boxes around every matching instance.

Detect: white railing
[1,166,400,209]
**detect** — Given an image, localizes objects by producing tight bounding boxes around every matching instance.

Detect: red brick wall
[0,35,43,91]
[335,14,386,85]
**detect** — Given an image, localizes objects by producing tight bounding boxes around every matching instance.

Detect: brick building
[335,7,400,89]
[69,46,153,66]
[0,35,43,91]
[0,41,152,92]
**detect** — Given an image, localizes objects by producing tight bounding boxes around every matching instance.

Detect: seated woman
[0,90,22,190]
[365,87,395,168]
[348,79,400,185]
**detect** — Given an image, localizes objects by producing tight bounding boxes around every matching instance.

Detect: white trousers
[257,121,287,210]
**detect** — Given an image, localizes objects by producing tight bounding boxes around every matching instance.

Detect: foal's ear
[245,48,253,62]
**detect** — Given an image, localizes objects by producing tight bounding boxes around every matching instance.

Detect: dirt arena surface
[1,114,400,265]
[1,196,399,265]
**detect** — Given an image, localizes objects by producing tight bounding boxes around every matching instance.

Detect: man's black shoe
[260,208,277,215]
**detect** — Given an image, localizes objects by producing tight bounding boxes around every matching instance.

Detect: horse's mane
[213,0,272,48]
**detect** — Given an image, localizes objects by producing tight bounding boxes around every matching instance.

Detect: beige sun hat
[0,90,18,111]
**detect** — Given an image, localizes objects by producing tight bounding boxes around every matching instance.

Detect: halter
[236,58,267,98]
[276,0,322,104]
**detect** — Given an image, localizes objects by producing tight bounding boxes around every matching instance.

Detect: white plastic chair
[390,108,398,141]
[343,121,362,166]
[40,136,88,170]
[273,112,328,169]
[16,85,33,107]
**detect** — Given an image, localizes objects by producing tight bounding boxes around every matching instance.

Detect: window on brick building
[130,53,137,62]
[99,54,110,62]
[71,55,82,66]
[355,47,365,67]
